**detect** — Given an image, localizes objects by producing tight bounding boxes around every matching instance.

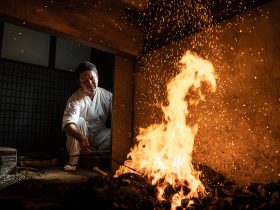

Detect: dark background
[0,23,114,153]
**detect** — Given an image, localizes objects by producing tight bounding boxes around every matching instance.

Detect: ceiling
[0,0,274,56]
[122,0,273,54]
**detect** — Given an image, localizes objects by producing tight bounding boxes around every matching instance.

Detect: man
[62,61,112,171]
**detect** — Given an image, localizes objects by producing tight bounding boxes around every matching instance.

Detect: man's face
[79,70,98,97]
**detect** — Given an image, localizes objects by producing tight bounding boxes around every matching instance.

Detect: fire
[115,51,216,209]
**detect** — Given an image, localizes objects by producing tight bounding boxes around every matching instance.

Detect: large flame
[115,51,216,209]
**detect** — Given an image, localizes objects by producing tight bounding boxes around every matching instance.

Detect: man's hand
[64,123,91,151]
[79,135,90,151]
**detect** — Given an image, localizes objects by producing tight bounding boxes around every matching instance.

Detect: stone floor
[0,166,98,191]
[1,164,279,210]
[0,150,112,192]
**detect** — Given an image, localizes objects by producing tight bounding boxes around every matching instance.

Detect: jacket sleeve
[62,97,81,130]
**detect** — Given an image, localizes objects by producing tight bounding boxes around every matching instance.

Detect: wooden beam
[0,0,142,56]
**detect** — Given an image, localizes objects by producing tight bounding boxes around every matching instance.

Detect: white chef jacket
[62,87,112,138]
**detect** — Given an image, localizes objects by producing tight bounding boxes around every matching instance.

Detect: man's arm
[64,123,90,150]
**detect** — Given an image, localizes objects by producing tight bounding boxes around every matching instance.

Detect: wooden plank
[112,55,134,171]
[0,0,142,56]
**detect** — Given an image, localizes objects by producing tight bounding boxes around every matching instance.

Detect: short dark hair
[75,61,98,79]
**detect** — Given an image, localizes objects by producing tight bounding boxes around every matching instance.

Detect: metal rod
[85,145,140,174]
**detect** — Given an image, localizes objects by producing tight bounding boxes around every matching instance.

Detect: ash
[0,167,41,186]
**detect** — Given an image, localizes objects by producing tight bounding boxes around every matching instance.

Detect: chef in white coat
[62,61,112,171]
